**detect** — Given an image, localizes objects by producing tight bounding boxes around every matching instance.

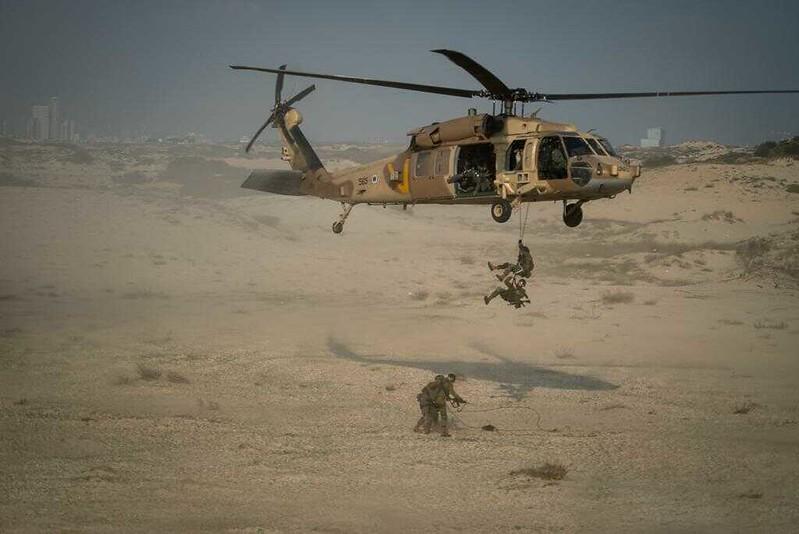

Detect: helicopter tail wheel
[491,200,512,223]
[563,201,584,228]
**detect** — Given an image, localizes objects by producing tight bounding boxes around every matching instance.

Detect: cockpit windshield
[598,138,618,158]
[586,138,607,156]
[562,136,593,157]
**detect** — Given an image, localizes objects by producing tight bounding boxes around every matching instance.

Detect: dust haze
[1,137,799,532]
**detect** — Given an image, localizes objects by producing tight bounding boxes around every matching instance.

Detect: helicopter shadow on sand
[327,338,617,400]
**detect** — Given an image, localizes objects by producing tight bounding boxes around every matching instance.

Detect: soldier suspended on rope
[488,239,535,281]
[484,275,530,308]
[413,373,467,437]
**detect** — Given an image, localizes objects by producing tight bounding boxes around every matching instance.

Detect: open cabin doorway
[452,143,496,197]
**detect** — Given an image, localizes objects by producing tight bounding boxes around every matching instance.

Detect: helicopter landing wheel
[491,200,512,223]
[331,202,353,234]
[563,201,584,228]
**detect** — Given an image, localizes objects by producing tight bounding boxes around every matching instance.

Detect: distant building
[60,119,76,143]
[641,127,665,148]
[31,105,50,141]
[49,97,60,140]
[26,97,80,143]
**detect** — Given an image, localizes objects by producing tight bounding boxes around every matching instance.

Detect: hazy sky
[1,0,798,144]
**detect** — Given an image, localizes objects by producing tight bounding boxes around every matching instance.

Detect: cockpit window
[562,136,593,157]
[586,138,607,155]
[537,136,568,180]
[598,138,618,158]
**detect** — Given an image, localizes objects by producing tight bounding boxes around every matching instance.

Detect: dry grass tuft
[601,290,635,305]
[408,289,429,301]
[599,403,627,411]
[113,375,134,386]
[734,401,760,414]
[511,462,568,481]
[554,347,575,360]
[166,371,190,384]
[384,384,396,392]
[198,399,220,411]
[136,363,162,381]
[753,320,787,330]
[718,319,744,326]
[701,210,742,223]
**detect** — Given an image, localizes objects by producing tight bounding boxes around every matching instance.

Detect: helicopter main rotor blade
[230,65,480,99]
[245,112,276,153]
[542,89,799,101]
[431,49,512,99]
[275,64,287,106]
[285,84,316,107]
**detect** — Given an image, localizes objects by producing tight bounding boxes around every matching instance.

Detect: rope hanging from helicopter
[517,201,531,241]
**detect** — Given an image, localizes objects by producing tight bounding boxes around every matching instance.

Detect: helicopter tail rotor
[243,64,316,153]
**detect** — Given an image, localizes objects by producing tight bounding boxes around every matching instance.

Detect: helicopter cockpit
[537,136,568,180]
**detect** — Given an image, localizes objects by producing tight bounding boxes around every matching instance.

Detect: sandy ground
[1,141,798,532]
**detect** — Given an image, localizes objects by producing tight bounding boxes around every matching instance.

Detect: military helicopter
[231,50,798,233]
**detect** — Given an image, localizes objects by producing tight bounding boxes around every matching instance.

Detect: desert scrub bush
[510,462,568,481]
[701,210,742,223]
[64,148,94,164]
[136,363,161,381]
[753,320,787,330]
[408,289,429,301]
[554,347,575,360]
[733,402,760,414]
[0,172,37,187]
[735,237,771,273]
[642,154,677,168]
[166,371,190,384]
[753,136,799,159]
[113,375,134,386]
[754,141,777,157]
[601,290,634,305]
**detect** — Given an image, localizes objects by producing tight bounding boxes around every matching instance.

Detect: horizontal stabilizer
[241,170,306,196]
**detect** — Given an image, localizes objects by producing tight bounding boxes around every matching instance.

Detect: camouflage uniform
[484,277,530,308]
[413,375,466,436]
[489,240,535,281]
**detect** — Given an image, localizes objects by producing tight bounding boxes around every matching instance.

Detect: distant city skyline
[1,1,798,145]
[23,97,78,143]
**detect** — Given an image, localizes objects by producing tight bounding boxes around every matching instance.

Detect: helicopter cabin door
[409,148,455,201]
[500,139,532,190]
[452,142,497,198]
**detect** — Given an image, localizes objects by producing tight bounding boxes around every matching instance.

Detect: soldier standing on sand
[413,373,467,437]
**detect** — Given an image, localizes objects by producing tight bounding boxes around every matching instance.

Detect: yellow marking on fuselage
[400,158,410,194]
